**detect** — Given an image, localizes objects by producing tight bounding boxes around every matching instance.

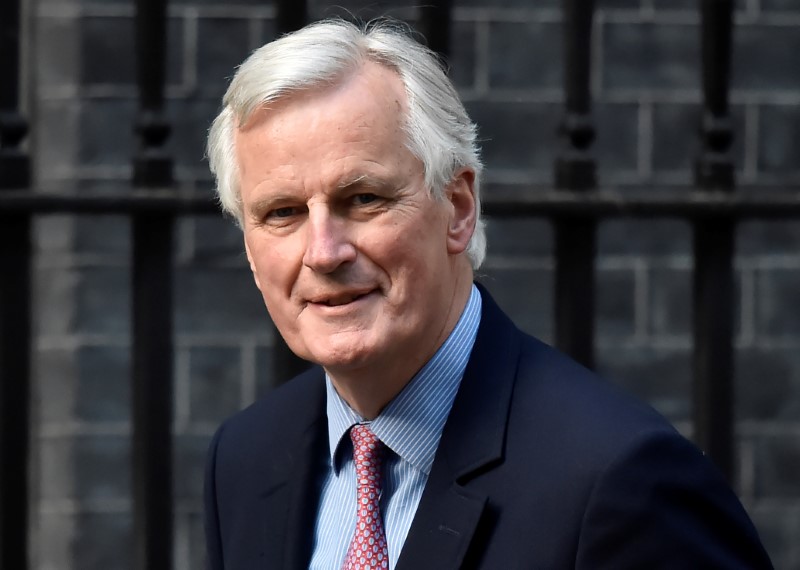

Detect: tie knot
[350,424,384,483]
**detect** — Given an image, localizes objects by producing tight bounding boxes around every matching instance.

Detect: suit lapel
[396,286,522,569]
[258,368,328,570]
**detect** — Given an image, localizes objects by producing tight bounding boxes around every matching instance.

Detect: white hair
[207,18,486,269]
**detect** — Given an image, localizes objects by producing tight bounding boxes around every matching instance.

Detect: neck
[327,270,474,420]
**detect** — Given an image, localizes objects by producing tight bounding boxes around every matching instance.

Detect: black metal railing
[1,0,799,567]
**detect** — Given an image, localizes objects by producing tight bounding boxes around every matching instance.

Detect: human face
[235,63,476,388]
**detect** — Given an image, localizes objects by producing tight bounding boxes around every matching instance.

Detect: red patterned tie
[342,424,389,570]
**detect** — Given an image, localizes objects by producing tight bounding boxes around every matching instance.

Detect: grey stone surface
[174,266,268,335]
[756,267,800,338]
[466,100,562,172]
[478,266,553,341]
[597,220,692,255]
[754,435,800,499]
[735,348,800,422]
[734,25,800,92]
[603,23,699,91]
[758,104,800,175]
[488,22,562,90]
[188,346,243,423]
[596,346,693,422]
[595,102,640,175]
[596,266,637,340]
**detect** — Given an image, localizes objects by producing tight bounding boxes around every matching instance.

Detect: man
[204,19,772,569]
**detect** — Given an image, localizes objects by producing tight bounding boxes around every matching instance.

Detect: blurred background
[4,0,800,567]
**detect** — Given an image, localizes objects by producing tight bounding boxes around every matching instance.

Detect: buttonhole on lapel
[438,525,460,538]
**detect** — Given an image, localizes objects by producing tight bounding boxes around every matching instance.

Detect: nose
[302,204,357,273]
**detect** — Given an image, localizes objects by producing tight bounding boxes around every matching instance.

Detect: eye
[353,193,378,205]
[270,206,297,218]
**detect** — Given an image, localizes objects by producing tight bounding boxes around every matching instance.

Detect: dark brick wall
[29,0,800,567]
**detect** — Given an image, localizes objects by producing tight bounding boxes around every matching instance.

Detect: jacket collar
[395,284,521,569]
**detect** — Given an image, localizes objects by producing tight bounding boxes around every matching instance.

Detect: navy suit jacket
[204,286,772,569]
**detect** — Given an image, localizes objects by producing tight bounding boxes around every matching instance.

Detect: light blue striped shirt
[309,285,482,569]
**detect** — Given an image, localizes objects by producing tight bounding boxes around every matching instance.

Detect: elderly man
[203,19,771,570]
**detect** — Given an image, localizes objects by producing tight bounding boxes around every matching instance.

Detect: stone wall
[29,0,800,567]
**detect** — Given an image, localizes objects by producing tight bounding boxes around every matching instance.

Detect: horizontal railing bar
[1,188,800,218]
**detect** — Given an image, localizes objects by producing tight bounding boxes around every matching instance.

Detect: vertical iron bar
[693,0,736,480]
[133,0,173,568]
[271,0,310,385]
[0,0,31,565]
[418,0,453,61]
[554,0,597,369]
[276,0,307,35]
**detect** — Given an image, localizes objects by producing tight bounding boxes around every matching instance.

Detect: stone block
[596,346,692,422]
[597,266,636,340]
[648,265,691,338]
[483,218,553,258]
[191,215,247,262]
[748,503,800,570]
[174,265,269,335]
[595,102,639,174]
[73,215,131,255]
[186,512,207,570]
[79,16,183,87]
[34,265,79,337]
[196,18,253,100]
[73,435,132,501]
[78,99,137,168]
[603,23,699,91]
[734,25,800,92]
[754,435,800,499]
[174,434,213,501]
[450,20,477,91]
[756,267,800,338]
[737,221,800,256]
[188,346,243,423]
[761,0,800,10]
[75,345,132,422]
[488,21,562,90]
[168,98,221,174]
[35,100,80,179]
[735,347,800,421]
[40,437,75,501]
[466,100,562,173]
[73,512,134,570]
[75,266,131,336]
[35,348,78,425]
[80,17,134,86]
[477,267,553,341]
[652,103,746,174]
[758,104,800,175]
[37,511,74,570]
[36,15,80,91]
[597,220,691,255]
[254,343,279,398]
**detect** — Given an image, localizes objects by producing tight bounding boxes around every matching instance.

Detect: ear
[445,168,477,255]
[243,238,263,290]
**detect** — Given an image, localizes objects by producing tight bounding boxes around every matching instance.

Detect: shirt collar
[325,284,482,475]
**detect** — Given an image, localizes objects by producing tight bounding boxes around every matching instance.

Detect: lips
[307,289,375,307]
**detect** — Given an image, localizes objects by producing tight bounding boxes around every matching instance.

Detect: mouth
[307,289,376,307]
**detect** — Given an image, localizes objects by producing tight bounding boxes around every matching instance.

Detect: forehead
[234,62,418,186]
[238,62,408,139]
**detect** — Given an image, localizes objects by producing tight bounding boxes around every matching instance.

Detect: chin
[303,336,381,372]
